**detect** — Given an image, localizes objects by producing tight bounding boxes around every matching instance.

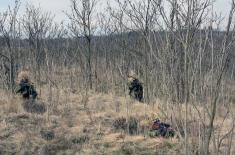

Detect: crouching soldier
[127,70,143,102]
[15,68,46,114]
[16,69,38,100]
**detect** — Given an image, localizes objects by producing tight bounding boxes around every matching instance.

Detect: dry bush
[113,116,139,135]
[22,99,47,114]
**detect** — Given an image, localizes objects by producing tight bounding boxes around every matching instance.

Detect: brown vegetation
[0,86,234,154]
[1,0,235,154]
[0,89,180,155]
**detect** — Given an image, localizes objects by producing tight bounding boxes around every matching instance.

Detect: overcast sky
[0,0,232,27]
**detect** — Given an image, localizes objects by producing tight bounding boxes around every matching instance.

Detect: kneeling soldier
[127,70,143,102]
[16,69,38,100]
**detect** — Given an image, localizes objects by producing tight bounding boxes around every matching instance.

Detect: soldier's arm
[127,82,131,93]
[16,82,30,94]
[30,83,38,98]
[16,86,22,93]
[30,83,36,91]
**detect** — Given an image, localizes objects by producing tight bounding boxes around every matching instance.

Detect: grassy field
[0,87,234,155]
[0,87,181,155]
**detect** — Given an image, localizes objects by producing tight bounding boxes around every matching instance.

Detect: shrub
[113,116,139,135]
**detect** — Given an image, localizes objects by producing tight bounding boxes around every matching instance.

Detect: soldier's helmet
[127,70,137,82]
[17,68,31,84]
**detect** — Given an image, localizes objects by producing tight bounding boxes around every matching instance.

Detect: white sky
[0,0,232,28]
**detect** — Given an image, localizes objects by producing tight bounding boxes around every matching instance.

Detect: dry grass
[0,87,234,155]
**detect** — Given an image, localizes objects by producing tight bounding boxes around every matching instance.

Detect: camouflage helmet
[17,67,31,84]
[127,70,136,78]
[127,70,137,82]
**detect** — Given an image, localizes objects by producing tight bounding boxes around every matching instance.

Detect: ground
[0,89,180,155]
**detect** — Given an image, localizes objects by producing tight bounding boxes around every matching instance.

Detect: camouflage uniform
[128,77,143,102]
[16,79,38,99]
[148,119,175,138]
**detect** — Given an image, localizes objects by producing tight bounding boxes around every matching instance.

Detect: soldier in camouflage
[127,70,143,102]
[16,69,38,100]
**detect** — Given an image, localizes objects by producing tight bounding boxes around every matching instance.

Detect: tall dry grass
[0,80,234,155]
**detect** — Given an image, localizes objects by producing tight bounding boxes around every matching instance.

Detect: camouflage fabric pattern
[148,119,175,138]
[16,79,38,99]
[128,78,143,102]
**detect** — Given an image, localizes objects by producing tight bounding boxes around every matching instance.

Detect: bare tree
[112,0,159,103]
[0,0,21,93]
[67,0,98,90]
[22,4,55,94]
